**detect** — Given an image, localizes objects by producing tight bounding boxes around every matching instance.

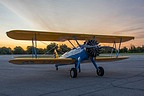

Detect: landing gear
[90,57,104,77]
[97,66,104,76]
[70,68,77,78]
[55,65,58,71]
[56,67,58,71]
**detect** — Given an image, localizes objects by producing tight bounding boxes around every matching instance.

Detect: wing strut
[110,41,116,57]
[32,33,37,58]
[73,37,81,47]
[68,40,76,49]
[110,38,122,58]
[116,38,122,58]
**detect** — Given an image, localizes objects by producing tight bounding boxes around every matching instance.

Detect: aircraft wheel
[70,68,77,78]
[56,67,58,71]
[97,66,104,76]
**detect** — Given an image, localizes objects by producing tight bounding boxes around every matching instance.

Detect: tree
[58,44,71,54]
[26,46,33,54]
[46,43,58,54]
[37,48,46,54]
[13,46,25,54]
[136,46,142,53]
[0,47,12,54]
[142,45,144,52]
[101,46,113,53]
[129,45,137,53]
[120,47,128,53]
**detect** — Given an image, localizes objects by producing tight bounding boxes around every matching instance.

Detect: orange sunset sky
[0,0,144,49]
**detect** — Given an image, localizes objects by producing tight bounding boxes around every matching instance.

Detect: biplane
[7,30,134,78]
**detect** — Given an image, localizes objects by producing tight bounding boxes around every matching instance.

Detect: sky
[0,0,144,49]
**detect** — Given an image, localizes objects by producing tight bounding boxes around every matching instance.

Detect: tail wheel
[56,67,58,71]
[97,66,104,76]
[70,68,77,78]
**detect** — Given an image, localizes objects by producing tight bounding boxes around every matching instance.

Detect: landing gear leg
[70,57,81,78]
[90,57,104,76]
[56,67,58,71]
[78,65,81,73]
[55,64,58,71]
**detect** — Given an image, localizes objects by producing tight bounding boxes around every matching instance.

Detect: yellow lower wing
[9,56,129,65]
[96,56,129,62]
[9,58,76,65]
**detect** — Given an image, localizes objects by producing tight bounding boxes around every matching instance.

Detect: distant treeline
[0,43,71,55]
[101,45,144,53]
[0,43,144,55]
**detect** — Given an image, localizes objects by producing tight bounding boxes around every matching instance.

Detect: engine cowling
[86,40,101,57]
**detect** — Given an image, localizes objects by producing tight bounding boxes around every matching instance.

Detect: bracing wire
[40,41,57,55]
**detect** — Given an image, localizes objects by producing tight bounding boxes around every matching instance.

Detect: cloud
[0,1,140,31]
[1,0,144,35]
[132,31,144,39]
[112,27,144,34]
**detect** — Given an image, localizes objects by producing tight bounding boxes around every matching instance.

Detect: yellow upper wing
[7,30,134,43]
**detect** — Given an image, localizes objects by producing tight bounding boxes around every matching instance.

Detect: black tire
[97,66,104,76]
[56,67,58,71]
[70,68,77,78]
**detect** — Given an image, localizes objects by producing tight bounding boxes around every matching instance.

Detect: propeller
[85,40,101,57]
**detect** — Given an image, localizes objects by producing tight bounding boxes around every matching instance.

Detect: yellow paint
[9,56,129,65]
[54,49,59,58]
[7,30,134,43]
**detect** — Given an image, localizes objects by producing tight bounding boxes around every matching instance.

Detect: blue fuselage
[60,47,89,62]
